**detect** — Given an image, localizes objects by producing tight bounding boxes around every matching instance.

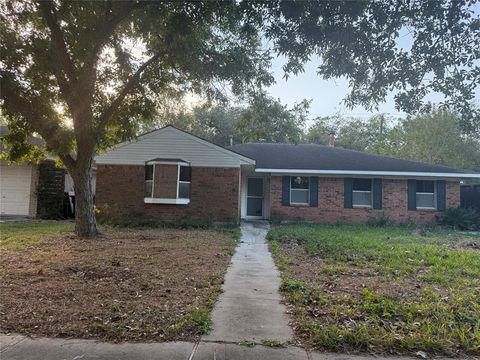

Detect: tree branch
[38,1,77,83]
[81,1,147,94]
[97,53,162,129]
[89,2,143,65]
[0,72,76,170]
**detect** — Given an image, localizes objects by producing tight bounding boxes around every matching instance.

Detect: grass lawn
[267,223,480,357]
[0,221,238,342]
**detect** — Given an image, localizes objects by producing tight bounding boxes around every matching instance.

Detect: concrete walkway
[203,220,292,343]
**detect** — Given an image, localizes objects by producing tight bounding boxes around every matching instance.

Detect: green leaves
[306,109,480,172]
[235,92,310,144]
[253,0,479,128]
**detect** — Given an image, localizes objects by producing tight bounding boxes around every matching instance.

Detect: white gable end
[95,127,254,167]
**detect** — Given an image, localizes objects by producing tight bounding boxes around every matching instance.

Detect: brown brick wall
[270,176,460,224]
[153,164,177,198]
[96,165,240,222]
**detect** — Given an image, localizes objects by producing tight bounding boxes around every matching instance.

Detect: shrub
[97,212,213,229]
[439,207,479,230]
[366,213,393,228]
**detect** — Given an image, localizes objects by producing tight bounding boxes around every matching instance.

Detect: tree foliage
[306,114,394,154]
[235,92,309,144]
[387,110,480,171]
[252,0,480,130]
[155,92,310,145]
[307,109,480,171]
[154,101,244,147]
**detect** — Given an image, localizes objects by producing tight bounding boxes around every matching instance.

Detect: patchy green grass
[0,221,73,250]
[238,340,257,347]
[268,223,480,357]
[260,338,290,348]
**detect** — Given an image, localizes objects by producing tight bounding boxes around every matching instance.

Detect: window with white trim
[290,176,309,204]
[143,161,191,205]
[145,164,154,197]
[416,180,435,209]
[178,166,191,199]
[352,178,372,207]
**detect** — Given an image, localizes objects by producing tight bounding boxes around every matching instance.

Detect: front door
[247,177,264,218]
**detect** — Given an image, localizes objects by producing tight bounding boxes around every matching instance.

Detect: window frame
[415,180,436,210]
[143,160,191,205]
[290,176,310,205]
[145,164,154,198]
[177,165,192,200]
[352,178,373,208]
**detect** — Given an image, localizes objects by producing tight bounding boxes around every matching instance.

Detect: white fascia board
[254,168,480,179]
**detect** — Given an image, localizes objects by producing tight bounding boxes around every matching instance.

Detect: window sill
[289,203,310,207]
[416,207,437,211]
[144,198,190,205]
[353,205,372,208]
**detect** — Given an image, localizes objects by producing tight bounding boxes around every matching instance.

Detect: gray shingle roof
[227,143,476,175]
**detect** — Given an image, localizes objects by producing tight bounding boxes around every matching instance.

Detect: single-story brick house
[95,126,480,224]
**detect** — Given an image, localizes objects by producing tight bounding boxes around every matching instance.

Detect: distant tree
[388,110,480,171]
[304,116,332,145]
[306,114,394,153]
[307,109,480,171]
[156,103,243,147]
[157,93,310,145]
[235,93,310,144]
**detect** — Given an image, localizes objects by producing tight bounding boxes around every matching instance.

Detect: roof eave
[254,168,480,179]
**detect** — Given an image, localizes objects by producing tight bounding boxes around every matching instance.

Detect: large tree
[1,1,272,236]
[1,1,478,236]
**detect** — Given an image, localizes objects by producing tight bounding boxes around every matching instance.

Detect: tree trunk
[72,160,98,237]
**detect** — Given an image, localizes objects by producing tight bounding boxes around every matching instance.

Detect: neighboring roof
[95,126,255,167]
[228,143,479,178]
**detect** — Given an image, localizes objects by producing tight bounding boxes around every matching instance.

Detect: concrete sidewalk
[1,334,440,360]
[203,221,292,343]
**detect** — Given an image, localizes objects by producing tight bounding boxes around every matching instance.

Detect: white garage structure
[0,160,38,216]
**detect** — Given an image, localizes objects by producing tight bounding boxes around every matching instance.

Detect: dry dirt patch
[0,227,237,342]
